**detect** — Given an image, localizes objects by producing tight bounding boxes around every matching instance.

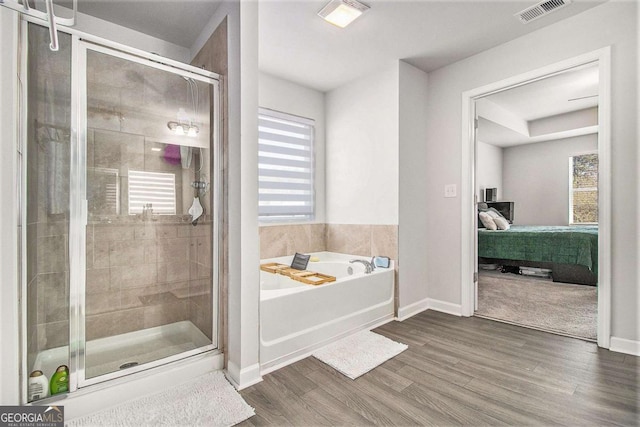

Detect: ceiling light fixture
[167,80,200,137]
[318,0,369,28]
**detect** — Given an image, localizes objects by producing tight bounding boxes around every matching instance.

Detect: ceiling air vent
[515,0,572,24]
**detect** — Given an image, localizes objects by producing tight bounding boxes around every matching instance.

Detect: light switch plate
[444,184,457,198]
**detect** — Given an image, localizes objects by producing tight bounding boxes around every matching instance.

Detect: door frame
[460,48,612,348]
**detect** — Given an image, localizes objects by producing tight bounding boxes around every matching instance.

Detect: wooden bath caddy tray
[260,263,289,274]
[260,263,336,286]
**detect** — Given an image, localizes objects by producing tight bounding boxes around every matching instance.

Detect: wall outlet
[444,184,457,198]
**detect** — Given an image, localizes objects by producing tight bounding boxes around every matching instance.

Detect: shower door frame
[18,17,223,400]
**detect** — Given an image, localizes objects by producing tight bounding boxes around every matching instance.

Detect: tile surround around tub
[259,223,398,260]
[259,224,326,259]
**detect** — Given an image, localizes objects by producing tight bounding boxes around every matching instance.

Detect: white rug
[312,330,408,379]
[67,371,254,427]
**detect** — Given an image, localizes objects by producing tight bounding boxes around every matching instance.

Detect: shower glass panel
[22,21,219,400]
[24,24,72,400]
[83,47,216,380]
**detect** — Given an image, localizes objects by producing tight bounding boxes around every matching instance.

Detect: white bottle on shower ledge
[28,370,49,402]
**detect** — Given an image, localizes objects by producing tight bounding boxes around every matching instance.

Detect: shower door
[75,41,220,386]
[22,21,221,400]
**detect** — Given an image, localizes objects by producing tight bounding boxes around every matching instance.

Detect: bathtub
[260,251,395,373]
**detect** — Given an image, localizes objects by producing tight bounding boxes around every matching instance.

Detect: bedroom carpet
[475,271,597,340]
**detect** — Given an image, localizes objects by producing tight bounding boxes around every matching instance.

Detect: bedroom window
[258,108,315,222]
[569,153,598,224]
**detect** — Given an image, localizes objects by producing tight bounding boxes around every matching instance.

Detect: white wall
[422,1,638,342]
[258,72,326,223]
[398,61,430,313]
[503,135,597,226]
[529,107,598,137]
[325,65,399,225]
[0,7,20,405]
[476,141,503,202]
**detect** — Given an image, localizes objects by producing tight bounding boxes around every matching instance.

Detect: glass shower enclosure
[22,22,221,400]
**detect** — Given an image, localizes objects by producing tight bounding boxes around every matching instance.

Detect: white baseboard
[396,298,429,321]
[226,362,262,390]
[397,298,462,321]
[609,336,640,356]
[426,298,463,316]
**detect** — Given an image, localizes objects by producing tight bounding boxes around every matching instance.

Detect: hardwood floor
[239,310,639,426]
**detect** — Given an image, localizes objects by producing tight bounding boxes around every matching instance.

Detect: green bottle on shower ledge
[50,365,69,395]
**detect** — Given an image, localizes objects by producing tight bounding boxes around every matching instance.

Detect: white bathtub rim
[260,313,395,375]
[260,252,395,301]
[262,251,395,269]
[260,271,391,301]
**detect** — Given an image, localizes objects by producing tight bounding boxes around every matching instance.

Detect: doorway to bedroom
[461,50,611,347]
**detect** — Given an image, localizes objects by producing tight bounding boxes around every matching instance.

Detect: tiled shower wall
[85,220,212,341]
[259,223,398,260]
[191,16,228,359]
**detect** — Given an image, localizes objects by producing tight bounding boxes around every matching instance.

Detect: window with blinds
[258,108,315,222]
[128,170,177,215]
[569,153,598,224]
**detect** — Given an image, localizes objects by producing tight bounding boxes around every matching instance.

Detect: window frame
[258,107,316,223]
[568,152,598,225]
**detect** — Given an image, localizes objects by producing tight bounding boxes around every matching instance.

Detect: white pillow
[486,210,501,219]
[494,217,511,230]
[479,212,497,230]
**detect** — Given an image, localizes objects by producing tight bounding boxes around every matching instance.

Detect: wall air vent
[515,0,571,24]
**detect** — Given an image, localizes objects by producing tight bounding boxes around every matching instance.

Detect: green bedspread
[478,225,598,274]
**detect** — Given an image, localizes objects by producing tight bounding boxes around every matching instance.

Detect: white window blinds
[128,170,177,215]
[258,108,315,222]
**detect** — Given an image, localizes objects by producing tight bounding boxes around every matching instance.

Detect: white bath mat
[67,371,254,427]
[312,330,408,379]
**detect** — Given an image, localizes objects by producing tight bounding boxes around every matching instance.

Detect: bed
[478,225,598,285]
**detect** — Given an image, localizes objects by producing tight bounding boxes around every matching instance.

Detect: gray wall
[477,141,503,202]
[326,65,399,225]
[503,135,597,226]
[422,1,638,341]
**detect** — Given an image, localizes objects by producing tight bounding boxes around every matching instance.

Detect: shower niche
[23,23,221,399]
